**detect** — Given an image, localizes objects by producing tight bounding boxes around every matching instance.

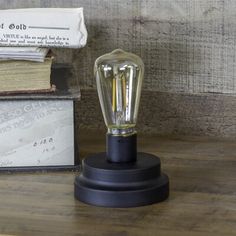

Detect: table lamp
[74,49,169,207]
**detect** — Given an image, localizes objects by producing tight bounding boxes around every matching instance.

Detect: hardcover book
[0,56,53,93]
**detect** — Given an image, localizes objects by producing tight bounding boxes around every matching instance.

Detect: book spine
[0,8,87,48]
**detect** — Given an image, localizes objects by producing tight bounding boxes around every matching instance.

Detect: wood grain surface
[0,130,235,235]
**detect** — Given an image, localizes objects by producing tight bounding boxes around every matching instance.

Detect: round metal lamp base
[74,152,169,207]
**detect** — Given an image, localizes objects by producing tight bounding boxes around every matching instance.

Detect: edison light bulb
[75,49,169,207]
[94,49,144,136]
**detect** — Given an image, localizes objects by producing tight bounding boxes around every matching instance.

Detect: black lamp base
[74,152,169,207]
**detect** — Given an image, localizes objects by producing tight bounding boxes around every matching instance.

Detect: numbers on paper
[32,137,56,154]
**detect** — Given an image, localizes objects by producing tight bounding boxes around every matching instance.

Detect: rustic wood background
[1,0,236,137]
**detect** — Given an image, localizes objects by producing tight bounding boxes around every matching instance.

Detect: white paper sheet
[0,8,87,48]
[0,100,74,167]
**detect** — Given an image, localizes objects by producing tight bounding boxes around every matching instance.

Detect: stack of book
[0,7,87,94]
[0,8,87,170]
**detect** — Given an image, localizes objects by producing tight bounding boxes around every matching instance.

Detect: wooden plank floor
[0,130,236,236]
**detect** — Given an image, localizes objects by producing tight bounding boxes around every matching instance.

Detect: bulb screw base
[107,133,137,163]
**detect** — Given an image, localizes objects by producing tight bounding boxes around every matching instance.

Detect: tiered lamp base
[74,152,169,207]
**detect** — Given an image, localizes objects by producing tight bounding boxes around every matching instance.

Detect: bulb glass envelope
[94,49,144,136]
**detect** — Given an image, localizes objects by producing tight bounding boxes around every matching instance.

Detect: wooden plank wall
[1,0,236,137]
[78,90,236,137]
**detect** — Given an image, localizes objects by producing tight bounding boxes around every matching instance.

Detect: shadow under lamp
[74,49,169,207]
